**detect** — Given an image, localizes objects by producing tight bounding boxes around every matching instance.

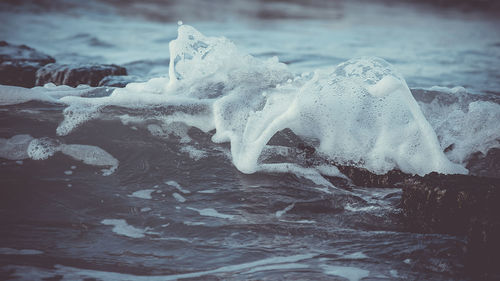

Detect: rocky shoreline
[1,41,130,88]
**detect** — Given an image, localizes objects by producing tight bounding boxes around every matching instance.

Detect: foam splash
[101,219,146,239]
[418,95,500,164]
[0,135,118,175]
[7,25,500,177]
[58,25,467,175]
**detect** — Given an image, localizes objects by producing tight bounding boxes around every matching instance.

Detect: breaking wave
[2,25,499,178]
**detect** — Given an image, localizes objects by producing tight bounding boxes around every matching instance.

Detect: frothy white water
[5,254,316,281]
[418,94,500,164]
[320,265,370,281]
[0,135,118,175]
[3,25,499,177]
[0,248,44,255]
[0,134,33,160]
[0,84,100,106]
[101,219,146,238]
[128,189,155,200]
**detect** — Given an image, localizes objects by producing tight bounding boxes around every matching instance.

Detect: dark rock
[98,75,143,88]
[0,41,55,87]
[401,173,500,233]
[336,166,408,188]
[319,161,500,276]
[36,63,127,87]
[401,173,500,276]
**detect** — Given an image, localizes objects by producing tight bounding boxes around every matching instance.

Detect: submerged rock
[36,63,127,87]
[336,166,408,188]
[401,173,500,276]
[0,41,55,87]
[320,155,500,276]
[98,75,143,88]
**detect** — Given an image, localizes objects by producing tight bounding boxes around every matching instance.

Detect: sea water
[1,0,499,280]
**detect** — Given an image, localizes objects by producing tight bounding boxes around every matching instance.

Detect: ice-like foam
[187,207,235,220]
[41,25,476,177]
[0,134,34,160]
[0,135,118,175]
[172,192,186,203]
[7,254,316,281]
[342,251,368,259]
[101,219,146,238]
[321,265,370,281]
[0,84,100,106]
[0,248,43,255]
[179,145,208,161]
[59,144,119,175]
[420,98,500,164]
[275,203,295,218]
[27,137,59,160]
[165,180,191,194]
[230,57,466,175]
[128,189,155,200]
[0,85,54,105]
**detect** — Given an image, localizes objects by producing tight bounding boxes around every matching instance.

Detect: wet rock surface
[36,63,127,87]
[0,41,129,88]
[98,75,143,88]
[0,41,55,87]
[323,160,500,276]
[400,173,500,276]
[336,166,408,188]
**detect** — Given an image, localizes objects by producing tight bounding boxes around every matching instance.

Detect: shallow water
[1,0,500,280]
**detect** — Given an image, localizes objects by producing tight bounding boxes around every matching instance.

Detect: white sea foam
[0,84,99,106]
[0,85,54,105]
[27,137,59,160]
[421,99,500,163]
[101,219,146,238]
[275,203,295,218]
[59,144,118,175]
[0,248,43,255]
[179,145,208,161]
[187,207,235,220]
[198,189,216,194]
[7,25,498,177]
[0,134,34,160]
[0,135,118,175]
[320,265,370,281]
[165,180,191,194]
[172,192,186,203]
[343,251,368,259]
[6,254,316,281]
[128,189,155,200]
[59,25,471,176]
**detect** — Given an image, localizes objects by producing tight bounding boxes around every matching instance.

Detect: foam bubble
[128,189,155,199]
[0,85,54,105]
[27,137,59,160]
[421,99,500,164]
[187,207,234,220]
[101,219,146,238]
[0,134,34,160]
[59,144,119,175]
[179,145,207,161]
